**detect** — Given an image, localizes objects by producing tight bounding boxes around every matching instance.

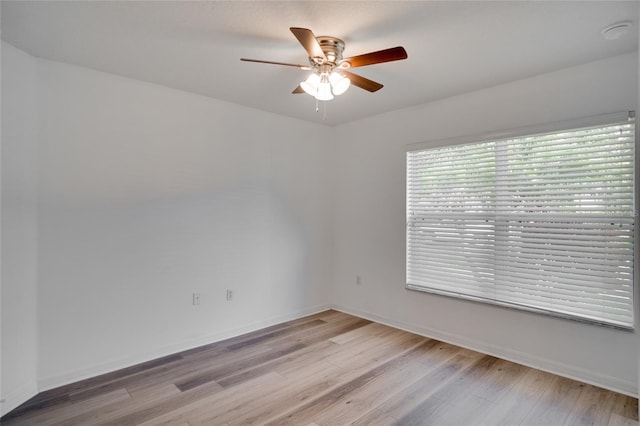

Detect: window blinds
[406,116,635,328]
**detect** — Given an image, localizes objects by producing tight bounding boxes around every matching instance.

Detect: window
[406,113,635,329]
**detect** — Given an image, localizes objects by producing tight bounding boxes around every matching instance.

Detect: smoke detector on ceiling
[601,21,632,40]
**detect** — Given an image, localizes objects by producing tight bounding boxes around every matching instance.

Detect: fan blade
[292,85,305,94]
[290,27,326,62]
[341,71,383,92]
[241,58,311,70]
[340,46,407,69]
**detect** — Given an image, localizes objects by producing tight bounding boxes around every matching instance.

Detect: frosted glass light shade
[300,73,321,96]
[329,72,350,95]
[316,81,334,101]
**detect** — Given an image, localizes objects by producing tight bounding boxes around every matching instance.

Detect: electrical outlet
[226,289,233,301]
[193,292,201,306]
[356,275,362,285]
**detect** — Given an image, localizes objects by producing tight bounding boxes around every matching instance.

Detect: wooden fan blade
[290,27,326,62]
[342,71,383,92]
[340,46,407,69]
[292,85,305,94]
[241,58,311,70]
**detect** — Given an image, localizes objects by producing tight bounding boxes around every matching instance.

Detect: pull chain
[313,99,328,121]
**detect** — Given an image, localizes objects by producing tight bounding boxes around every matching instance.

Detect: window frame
[405,111,636,330]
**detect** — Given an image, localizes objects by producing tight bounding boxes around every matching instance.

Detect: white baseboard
[331,304,638,398]
[0,380,39,417]
[38,304,331,392]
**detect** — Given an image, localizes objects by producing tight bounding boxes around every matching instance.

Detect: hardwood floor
[2,310,638,425]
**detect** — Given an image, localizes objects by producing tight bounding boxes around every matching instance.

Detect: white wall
[36,59,332,389]
[331,52,639,396]
[1,42,40,415]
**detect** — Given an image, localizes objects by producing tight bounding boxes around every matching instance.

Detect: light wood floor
[2,310,638,425]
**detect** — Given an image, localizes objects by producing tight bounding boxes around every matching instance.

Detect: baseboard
[38,304,331,392]
[331,304,638,398]
[0,380,39,417]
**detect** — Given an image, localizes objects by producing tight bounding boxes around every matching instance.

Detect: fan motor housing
[315,36,345,65]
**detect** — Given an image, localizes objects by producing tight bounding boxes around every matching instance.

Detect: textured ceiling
[2,1,638,126]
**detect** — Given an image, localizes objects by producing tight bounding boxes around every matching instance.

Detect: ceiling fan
[241,27,408,101]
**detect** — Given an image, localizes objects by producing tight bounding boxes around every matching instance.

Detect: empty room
[1,1,639,425]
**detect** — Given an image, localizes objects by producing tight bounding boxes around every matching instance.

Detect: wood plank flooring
[2,310,638,425]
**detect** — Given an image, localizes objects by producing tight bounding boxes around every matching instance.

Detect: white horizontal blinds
[407,141,497,296]
[494,122,635,326]
[407,117,635,328]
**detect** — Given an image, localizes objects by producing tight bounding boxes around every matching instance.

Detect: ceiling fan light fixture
[329,72,350,95]
[242,27,408,109]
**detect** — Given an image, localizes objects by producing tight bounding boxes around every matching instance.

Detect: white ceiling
[2,1,638,126]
